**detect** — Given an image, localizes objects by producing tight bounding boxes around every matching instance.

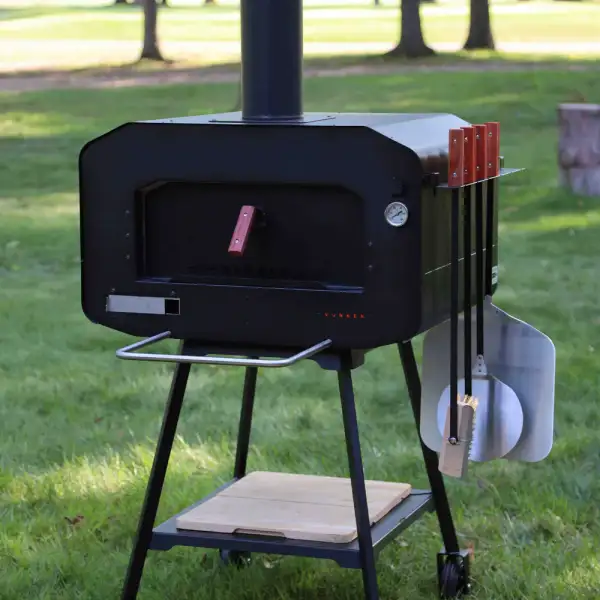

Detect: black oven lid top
[78,111,470,192]
[133,111,471,159]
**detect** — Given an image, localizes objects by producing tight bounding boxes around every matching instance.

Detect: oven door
[136,180,366,293]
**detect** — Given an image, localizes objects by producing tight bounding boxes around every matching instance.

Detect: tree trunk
[386,0,435,58]
[558,103,600,197]
[463,0,495,50]
[140,0,164,61]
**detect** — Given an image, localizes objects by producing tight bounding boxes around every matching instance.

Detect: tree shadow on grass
[1,454,439,599]
[1,70,590,221]
[0,135,86,198]
[1,50,598,90]
[0,328,426,476]
[3,419,600,600]
[0,352,449,600]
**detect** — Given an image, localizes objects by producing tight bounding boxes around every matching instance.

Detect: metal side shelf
[149,480,434,570]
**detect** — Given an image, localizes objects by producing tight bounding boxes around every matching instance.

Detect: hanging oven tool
[462,125,475,410]
[479,125,555,463]
[439,128,476,478]
[438,123,523,463]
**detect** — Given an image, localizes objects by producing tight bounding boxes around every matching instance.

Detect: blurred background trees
[387,0,435,57]
[464,0,495,49]
[134,0,498,64]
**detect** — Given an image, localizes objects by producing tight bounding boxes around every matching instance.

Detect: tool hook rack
[441,123,522,449]
[115,332,471,600]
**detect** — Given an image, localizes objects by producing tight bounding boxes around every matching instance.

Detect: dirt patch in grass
[1,55,598,93]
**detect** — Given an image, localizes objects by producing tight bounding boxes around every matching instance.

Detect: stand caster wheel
[437,549,471,599]
[219,549,252,568]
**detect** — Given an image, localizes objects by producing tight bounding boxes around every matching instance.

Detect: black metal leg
[121,360,192,600]
[397,341,460,554]
[338,358,380,600]
[233,367,258,479]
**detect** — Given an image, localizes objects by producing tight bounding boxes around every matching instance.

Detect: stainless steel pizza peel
[421,297,556,462]
[482,300,556,462]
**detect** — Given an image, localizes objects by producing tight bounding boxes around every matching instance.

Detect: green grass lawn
[2,69,600,599]
[1,0,600,72]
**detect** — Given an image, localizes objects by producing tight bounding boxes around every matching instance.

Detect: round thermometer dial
[384,201,409,227]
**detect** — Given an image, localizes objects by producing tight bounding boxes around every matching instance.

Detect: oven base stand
[119,340,469,600]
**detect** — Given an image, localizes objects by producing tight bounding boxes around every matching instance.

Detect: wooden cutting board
[175,471,412,544]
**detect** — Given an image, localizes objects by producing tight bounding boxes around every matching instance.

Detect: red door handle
[228,205,257,257]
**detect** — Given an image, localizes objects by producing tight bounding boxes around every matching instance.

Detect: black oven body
[79,111,498,350]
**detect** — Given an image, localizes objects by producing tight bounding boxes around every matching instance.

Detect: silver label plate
[106,295,179,315]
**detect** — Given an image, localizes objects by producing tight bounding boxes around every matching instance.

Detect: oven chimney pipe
[240,0,303,121]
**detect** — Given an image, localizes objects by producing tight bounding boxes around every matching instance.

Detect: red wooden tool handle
[461,126,476,185]
[228,205,256,257]
[448,129,465,187]
[474,124,488,180]
[485,121,500,177]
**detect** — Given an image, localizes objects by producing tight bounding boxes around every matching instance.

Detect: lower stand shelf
[149,477,434,570]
